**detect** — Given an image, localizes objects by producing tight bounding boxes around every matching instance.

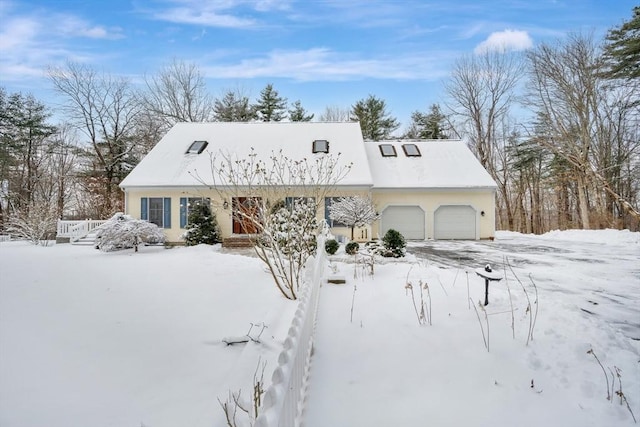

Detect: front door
[232,197,261,234]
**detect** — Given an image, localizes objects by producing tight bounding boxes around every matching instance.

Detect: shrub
[95,213,165,252]
[382,229,406,258]
[345,241,360,255]
[325,238,339,255]
[183,202,221,246]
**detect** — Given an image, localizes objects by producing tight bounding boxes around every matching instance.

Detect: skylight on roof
[312,139,329,153]
[186,140,208,154]
[379,144,397,157]
[402,144,421,157]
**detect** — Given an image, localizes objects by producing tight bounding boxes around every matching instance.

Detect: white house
[119,121,497,243]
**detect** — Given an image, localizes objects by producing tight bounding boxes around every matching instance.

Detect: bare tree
[444,51,524,229]
[48,62,139,217]
[328,196,378,240]
[318,105,351,122]
[526,32,640,228]
[40,123,81,219]
[138,59,214,129]
[198,149,351,300]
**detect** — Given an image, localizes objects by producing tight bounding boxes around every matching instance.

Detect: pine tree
[255,84,287,122]
[405,104,450,139]
[288,100,314,121]
[213,90,256,122]
[351,95,399,141]
[183,202,221,245]
[602,7,640,80]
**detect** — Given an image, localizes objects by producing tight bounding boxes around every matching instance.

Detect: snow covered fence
[254,235,327,427]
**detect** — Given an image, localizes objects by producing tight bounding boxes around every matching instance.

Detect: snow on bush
[381,229,406,257]
[270,199,318,256]
[325,239,339,255]
[183,202,221,246]
[6,202,58,246]
[95,213,164,252]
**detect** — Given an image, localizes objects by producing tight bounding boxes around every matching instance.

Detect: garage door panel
[434,205,476,240]
[381,206,425,240]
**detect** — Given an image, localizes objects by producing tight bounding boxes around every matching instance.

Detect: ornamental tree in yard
[95,213,164,252]
[329,196,379,240]
[200,149,352,300]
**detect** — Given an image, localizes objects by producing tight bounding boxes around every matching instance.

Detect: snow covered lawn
[0,243,295,427]
[304,230,639,427]
[0,230,638,427]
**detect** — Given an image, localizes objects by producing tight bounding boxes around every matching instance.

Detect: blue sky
[0,0,636,131]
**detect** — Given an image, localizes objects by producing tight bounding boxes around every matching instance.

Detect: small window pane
[187,140,208,154]
[312,140,329,153]
[379,144,397,157]
[402,144,421,157]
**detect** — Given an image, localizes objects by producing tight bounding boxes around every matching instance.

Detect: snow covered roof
[365,140,497,189]
[119,122,373,188]
[120,123,496,191]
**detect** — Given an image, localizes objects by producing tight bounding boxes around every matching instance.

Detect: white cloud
[152,7,256,28]
[0,8,123,84]
[474,29,533,54]
[201,48,453,82]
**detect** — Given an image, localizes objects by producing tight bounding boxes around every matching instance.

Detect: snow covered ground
[0,243,296,427]
[0,230,638,427]
[305,230,639,427]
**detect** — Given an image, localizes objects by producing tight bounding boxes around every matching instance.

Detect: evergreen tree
[405,104,450,139]
[183,202,221,245]
[255,84,287,122]
[0,89,56,215]
[351,95,399,141]
[213,90,256,122]
[288,100,314,122]
[602,6,640,80]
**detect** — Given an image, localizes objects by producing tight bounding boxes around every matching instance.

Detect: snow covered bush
[6,202,58,246]
[345,241,359,255]
[382,229,406,258]
[95,213,164,252]
[325,238,339,255]
[270,199,318,256]
[183,202,221,246]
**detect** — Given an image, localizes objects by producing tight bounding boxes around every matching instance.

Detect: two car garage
[380,205,477,240]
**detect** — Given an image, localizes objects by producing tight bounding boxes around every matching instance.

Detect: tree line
[0,7,637,234]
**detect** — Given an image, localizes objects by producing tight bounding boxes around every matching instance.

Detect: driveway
[407,233,640,341]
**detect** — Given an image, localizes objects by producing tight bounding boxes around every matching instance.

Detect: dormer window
[402,144,421,157]
[312,139,329,153]
[186,140,208,154]
[379,144,397,157]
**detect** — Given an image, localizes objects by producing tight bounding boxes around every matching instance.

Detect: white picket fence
[57,220,107,242]
[254,234,327,427]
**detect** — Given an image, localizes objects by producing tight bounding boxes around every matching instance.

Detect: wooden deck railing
[57,220,107,242]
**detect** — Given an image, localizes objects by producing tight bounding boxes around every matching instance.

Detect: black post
[484,278,489,306]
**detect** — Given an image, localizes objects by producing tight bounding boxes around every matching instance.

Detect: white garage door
[381,206,425,240]
[434,205,476,240]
